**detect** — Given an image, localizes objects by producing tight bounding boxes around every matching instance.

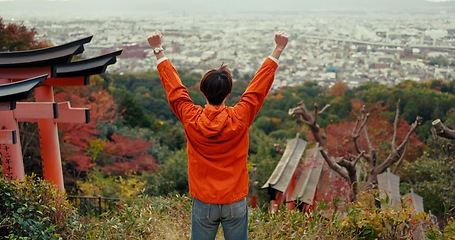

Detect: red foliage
[56,84,117,172]
[296,155,350,206]
[315,165,351,203]
[101,133,157,175]
[321,106,425,161]
[54,80,157,175]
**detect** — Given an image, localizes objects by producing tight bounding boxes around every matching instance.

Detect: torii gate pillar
[0,110,25,180]
[34,85,64,191]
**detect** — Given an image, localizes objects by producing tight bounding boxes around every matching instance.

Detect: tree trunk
[433,119,455,140]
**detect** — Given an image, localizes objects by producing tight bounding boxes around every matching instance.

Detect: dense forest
[1,17,455,233]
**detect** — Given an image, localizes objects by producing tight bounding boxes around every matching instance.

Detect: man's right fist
[274,31,288,50]
[148,31,162,48]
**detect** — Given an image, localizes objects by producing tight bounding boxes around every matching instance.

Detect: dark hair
[199,65,233,106]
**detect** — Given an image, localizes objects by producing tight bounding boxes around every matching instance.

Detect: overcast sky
[2,0,454,19]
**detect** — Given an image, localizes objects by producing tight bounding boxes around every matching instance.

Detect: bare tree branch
[352,106,369,139]
[319,148,349,180]
[337,155,361,201]
[362,125,372,148]
[352,151,365,166]
[318,104,331,115]
[289,101,327,147]
[376,116,422,173]
[432,119,455,140]
[352,106,370,157]
[392,144,407,174]
[392,99,401,150]
[313,103,319,125]
[362,116,373,151]
[295,114,312,126]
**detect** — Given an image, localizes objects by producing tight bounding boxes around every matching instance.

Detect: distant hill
[2,0,455,20]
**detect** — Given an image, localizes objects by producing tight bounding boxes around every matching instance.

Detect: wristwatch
[153,47,164,54]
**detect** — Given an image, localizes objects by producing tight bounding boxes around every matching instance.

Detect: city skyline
[2,0,454,88]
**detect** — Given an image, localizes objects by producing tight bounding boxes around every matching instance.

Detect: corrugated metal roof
[262,133,307,192]
[289,144,324,204]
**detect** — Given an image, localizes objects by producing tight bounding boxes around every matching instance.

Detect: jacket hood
[197,104,229,137]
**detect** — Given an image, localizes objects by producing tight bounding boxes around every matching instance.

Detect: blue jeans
[191,197,248,240]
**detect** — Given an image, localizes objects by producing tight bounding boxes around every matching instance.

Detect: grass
[71,191,453,240]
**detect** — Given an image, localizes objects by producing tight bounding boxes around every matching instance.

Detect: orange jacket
[157,57,278,204]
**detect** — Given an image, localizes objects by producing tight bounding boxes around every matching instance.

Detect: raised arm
[147,31,196,123]
[234,31,289,126]
[147,31,165,60]
[270,31,289,60]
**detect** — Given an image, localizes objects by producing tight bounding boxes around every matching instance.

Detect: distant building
[102,43,146,59]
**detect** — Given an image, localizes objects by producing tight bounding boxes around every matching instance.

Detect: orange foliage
[271,118,281,124]
[329,81,349,97]
[269,92,284,100]
[350,98,364,113]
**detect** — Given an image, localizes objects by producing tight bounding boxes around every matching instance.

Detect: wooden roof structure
[0,36,121,86]
[262,133,307,194]
[289,144,324,205]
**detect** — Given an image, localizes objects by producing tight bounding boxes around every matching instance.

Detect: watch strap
[153,47,164,54]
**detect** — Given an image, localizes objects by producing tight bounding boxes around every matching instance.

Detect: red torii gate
[0,75,47,180]
[0,37,121,191]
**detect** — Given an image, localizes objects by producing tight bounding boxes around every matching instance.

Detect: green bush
[76,169,146,199]
[0,175,80,239]
[143,149,189,196]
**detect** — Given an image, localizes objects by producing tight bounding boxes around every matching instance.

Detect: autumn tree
[0,18,49,51]
[328,80,349,97]
[98,133,156,175]
[289,99,423,201]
